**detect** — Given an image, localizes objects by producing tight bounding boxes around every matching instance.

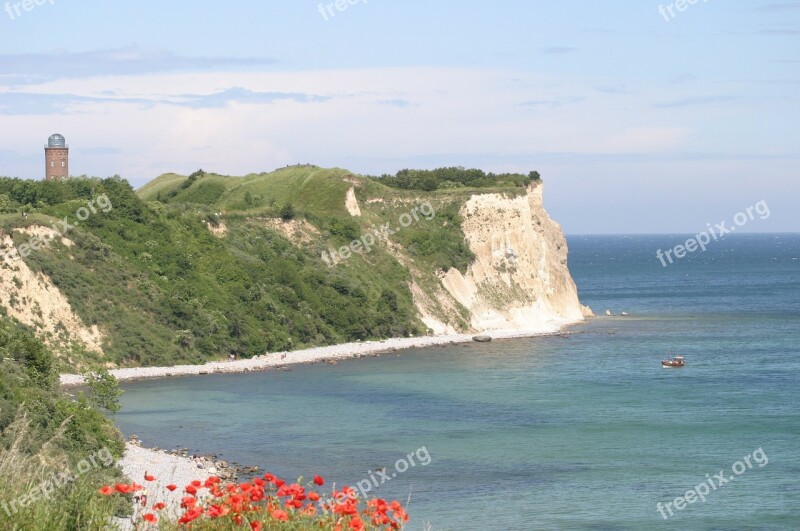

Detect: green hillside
[0,166,534,370]
[138,166,357,217]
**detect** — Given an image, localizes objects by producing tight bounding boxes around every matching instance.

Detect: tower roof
[47,133,66,148]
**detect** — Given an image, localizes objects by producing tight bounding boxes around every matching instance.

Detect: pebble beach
[60,326,573,387]
[112,444,213,530]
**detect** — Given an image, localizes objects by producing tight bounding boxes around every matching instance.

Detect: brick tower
[44,133,68,180]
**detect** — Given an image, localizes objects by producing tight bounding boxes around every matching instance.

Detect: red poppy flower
[251,522,263,531]
[271,509,289,522]
[185,484,197,495]
[153,502,167,511]
[144,473,156,482]
[180,496,197,509]
[143,513,157,523]
[177,506,203,524]
[308,492,321,502]
[207,504,230,518]
[313,475,325,486]
[166,484,177,492]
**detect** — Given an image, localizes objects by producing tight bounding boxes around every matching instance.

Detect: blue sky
[0,0,798,233]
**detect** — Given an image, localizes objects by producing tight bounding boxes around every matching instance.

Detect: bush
[370,166,538,190]
[280,203,296,221]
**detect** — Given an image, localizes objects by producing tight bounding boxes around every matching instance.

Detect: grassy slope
[0,167,526,371]
[137,166,526,333]
[1,171,425,369]
[0,318,126,530]
[138,167,353,217]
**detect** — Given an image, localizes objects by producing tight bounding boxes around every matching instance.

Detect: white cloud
[0,65,786,186]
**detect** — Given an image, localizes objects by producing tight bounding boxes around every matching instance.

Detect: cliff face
[0,228,105,360]
[431,182,589,333]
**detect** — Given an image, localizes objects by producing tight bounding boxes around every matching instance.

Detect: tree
[0,193,15,213]
[83,368,123,414]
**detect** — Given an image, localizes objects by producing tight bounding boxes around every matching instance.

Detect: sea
[115,234,800,530]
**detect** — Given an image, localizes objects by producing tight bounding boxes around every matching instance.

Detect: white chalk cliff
[425,182,591,334]
[0,228,105,359]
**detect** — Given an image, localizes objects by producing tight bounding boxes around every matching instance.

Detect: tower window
[51,161,55,167]
[61,161,65,167]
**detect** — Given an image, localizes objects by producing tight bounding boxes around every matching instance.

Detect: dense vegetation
[0,318,126,529]
[0,166,540,369]
[369,166,540,191]
[0,171,444,368]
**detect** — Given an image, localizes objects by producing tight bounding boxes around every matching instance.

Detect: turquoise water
[116,234,800,530]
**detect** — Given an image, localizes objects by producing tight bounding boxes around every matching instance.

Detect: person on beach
[141,487,148,507]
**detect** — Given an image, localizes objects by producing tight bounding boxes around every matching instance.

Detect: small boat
[661,355,685,368]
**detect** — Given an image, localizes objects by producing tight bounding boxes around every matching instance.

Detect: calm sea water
[116,234,800,530]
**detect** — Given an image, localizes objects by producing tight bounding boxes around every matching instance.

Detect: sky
[0,0,798,234]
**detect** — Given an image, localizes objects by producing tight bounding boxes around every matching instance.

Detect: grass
[0,168,489,370]
[0,412,126,531]
[138,167,355,219]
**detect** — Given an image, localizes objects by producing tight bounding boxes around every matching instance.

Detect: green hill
[0,166,532,370]
[138,166,356,217]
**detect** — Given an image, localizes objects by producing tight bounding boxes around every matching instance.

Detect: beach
[112,444,213,530]
[60,326,574,387]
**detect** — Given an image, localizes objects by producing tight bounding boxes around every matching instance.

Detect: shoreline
[106,322,583,525]
[60,323,580,386]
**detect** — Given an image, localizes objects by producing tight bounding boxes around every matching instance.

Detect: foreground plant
[100,472,409,530]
